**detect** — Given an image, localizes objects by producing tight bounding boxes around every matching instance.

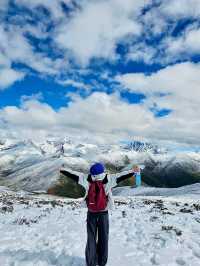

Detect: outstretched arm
[60,169,79,183]
[116,165,141,184]
[116,171,135,184]
[60,168,89,190]
[109,166,141,187]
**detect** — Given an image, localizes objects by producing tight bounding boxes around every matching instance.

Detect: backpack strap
[102,174,108,184]
[87,174,93,183]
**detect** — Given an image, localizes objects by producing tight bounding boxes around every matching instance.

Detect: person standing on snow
[60,163,140,266]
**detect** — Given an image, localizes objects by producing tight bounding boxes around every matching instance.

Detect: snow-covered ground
[0,186,200,266]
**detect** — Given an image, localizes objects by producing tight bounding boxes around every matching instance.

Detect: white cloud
[1,100,57,128]
[0,68,25,90]
[117,62,200,99]
[1,0,200,147]
[125,1,200,65]
[1,86,200,146]
[1,0,199,75]
[126,43,156,64]
[0,0,8,12]
[0,53,10,68]
[20,92,44,103]
[58,79,90,91]
[0,92,154,142]
[160,0,200,19]
[56,0,149,66]
[0,24,67,78]
[116,62,200,145]
[139,5,168,39]
[14,0,66,20]
[162,25,200,61]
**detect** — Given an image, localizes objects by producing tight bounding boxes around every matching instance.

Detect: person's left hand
[132,165,140,173]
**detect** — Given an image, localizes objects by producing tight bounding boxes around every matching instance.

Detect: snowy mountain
[123,140,167,154]
[0,138,200,194]
[142,152,200,187]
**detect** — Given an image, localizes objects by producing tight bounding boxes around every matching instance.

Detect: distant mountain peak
[123,140,167,154]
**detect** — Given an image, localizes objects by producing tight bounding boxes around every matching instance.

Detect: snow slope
[113,183,200,198]
[0,187,200,266]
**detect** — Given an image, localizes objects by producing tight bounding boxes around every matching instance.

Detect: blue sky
[0,0,200,147]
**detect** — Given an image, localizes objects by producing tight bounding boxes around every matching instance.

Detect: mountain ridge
[0,138,199,194]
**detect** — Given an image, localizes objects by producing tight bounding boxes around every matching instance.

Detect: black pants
[85,211,109,266]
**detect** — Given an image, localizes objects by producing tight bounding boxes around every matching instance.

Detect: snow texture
[0,185,200,266]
